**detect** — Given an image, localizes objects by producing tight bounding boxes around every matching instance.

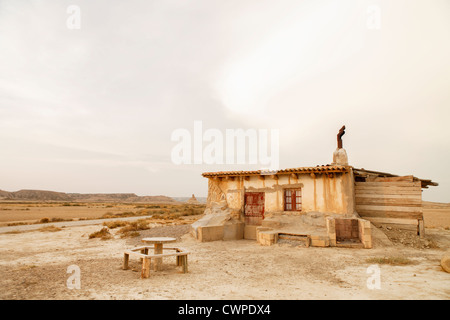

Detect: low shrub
[103,220,128,229]
[365,256,413,266]
[89,227,113,240]
[38,225,62,232]
[117,219,150,238]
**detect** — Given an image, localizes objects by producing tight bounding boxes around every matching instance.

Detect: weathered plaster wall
[206,170,355,218]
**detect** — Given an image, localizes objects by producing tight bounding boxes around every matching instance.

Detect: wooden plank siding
[354,197,422,207]
[355,179,423,222]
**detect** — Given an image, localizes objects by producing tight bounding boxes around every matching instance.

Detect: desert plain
[0,200,449,300]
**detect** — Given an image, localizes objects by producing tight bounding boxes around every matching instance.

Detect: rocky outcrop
[187,194,200,204]
[190,200,243,241]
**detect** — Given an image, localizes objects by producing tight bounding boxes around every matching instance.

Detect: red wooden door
[244,192,265,225]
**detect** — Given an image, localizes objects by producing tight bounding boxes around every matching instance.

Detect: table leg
[182,255,188,273]
[123,253,129,270]
[141,257,151,278]
[154,243,162,271]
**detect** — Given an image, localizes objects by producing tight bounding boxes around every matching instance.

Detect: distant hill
[68,193,138,202]
[0,189,176,203]
[0,189,71,201]
[0,190,13,198]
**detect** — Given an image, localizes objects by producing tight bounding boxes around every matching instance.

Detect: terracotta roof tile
[202,165,350,177]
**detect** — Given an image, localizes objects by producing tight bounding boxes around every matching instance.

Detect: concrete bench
[123,246,189,278]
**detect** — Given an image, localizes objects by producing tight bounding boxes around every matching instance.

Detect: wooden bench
[123,246,189,278]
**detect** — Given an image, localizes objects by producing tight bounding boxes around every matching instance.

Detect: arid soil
[423,201,450,229]
[0,202,202,226]
[0,203,141,225]
[0,210,449,300]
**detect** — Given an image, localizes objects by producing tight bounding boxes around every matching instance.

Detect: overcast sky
[0,0,449,201]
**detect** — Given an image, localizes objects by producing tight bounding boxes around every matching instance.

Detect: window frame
[284,188,302,212]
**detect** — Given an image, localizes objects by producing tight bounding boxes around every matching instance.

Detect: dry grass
[100,204,205,220]
[365,256,414,266]
[101,211,142,219]
[117,219,151,238]
[6,217,74,227]
[95,212,201,239]
[102,220,129,229]
[6,222,29,226]
[39,217,72,224]
[38,225,62,232]
[88,227,113,240]
[93,219,154,239]
[3,230,25,235]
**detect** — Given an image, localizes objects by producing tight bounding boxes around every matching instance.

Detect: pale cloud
[0,0,449,201]
[215,1,365,116]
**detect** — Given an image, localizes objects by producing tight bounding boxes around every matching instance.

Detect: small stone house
[191,127,438,248]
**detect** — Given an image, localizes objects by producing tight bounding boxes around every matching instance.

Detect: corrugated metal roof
[202,165,349,177]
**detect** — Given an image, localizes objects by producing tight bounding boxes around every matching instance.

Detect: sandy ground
[0,220,449,300]
[423,201,450,229]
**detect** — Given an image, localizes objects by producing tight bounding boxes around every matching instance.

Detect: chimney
[332,125,349,166]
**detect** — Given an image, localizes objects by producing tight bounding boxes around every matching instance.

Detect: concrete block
[363,240,372,249]
[258,231,278,246]
[223,222,244,240]
[311,236,330,247]
[311,239,330,247]
[310,235,328,241]
[244,225,258,240]
[255,227,272,242]
[326,221,335,232]
[198,225,224,242]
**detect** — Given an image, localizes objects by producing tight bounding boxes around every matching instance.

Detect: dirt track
[0,215,154,234]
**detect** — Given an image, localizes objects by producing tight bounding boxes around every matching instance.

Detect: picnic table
[123,236,189,278]
[141,237,176,271]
